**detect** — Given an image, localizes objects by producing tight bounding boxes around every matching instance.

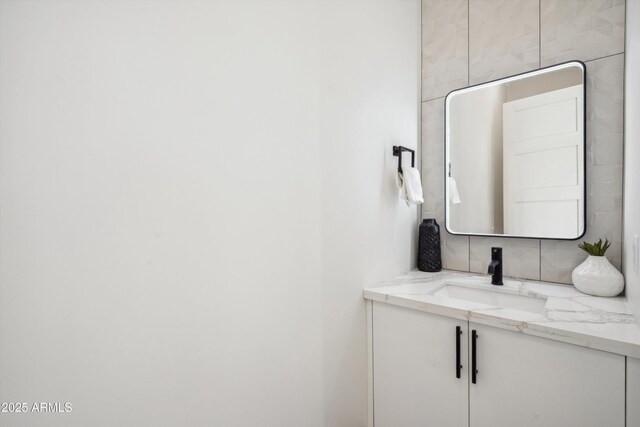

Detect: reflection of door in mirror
[503,85,584,239]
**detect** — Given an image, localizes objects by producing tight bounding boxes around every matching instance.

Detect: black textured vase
[418,218,442,272]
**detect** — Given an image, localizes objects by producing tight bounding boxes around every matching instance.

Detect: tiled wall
[421,0,625,284]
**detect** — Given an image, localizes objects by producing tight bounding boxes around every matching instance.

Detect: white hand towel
[448,176,462,204]
[398,167,423,205]
[395,171,408,203]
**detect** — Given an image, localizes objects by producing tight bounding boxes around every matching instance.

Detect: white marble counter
[364,270,640,358]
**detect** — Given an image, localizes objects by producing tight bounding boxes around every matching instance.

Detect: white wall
[624,0,640,319]
[0,1,419,426]
[317,3,420,425]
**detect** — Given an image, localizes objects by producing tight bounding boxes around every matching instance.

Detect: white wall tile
[422,99,470,271]
[423,2,625,284]
[422,0,468,100]
[470,237,540,280]
[442,232,470,271]
[421,99,444,220]
[541,0,625,66]
[541,54,624,284]
[469,0,539,85]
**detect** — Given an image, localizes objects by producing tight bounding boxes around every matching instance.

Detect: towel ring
[392,146,415,173]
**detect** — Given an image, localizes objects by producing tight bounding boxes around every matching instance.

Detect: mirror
[445,61,586,240]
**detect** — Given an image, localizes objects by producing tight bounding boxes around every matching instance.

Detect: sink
[431,283,547,314]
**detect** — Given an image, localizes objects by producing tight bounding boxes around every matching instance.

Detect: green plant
[578,238,611,256]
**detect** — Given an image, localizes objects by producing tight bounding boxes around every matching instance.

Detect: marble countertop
[364,270,640,358]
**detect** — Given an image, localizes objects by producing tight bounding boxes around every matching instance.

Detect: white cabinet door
[469,323,625,427]
[372,302,468,427]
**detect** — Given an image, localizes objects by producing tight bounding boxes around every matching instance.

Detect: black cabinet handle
[471,329,478,384]
[455,326,462,379]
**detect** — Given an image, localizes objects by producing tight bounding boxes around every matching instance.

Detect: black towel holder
[392,145,415,173]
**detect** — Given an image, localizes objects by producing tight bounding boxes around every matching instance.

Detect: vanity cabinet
[371,302,626,427]
[372,302,468,427]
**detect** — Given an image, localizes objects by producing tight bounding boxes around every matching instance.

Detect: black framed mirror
[444,61,586,240]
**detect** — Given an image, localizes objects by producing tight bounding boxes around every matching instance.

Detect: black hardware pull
[455,326,462,379]
[471,329,478,384]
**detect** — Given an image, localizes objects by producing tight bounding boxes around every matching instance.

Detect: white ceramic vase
[571,255,624,297]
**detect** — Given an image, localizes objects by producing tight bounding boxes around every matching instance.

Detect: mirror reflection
[445,61,585,239]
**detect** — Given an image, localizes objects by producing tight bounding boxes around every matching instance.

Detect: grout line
[419,0,424,229]
[538,0,541,68]
[468,236,471,272]
[422,96,446,104]
[468,0,471,85]
[620,0,626,276]
[539,239,542,280]
[584,52,625,64]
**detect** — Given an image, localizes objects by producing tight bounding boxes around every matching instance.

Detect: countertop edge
[364,275,640,360]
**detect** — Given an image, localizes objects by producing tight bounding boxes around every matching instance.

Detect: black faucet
[487,247,503,286]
